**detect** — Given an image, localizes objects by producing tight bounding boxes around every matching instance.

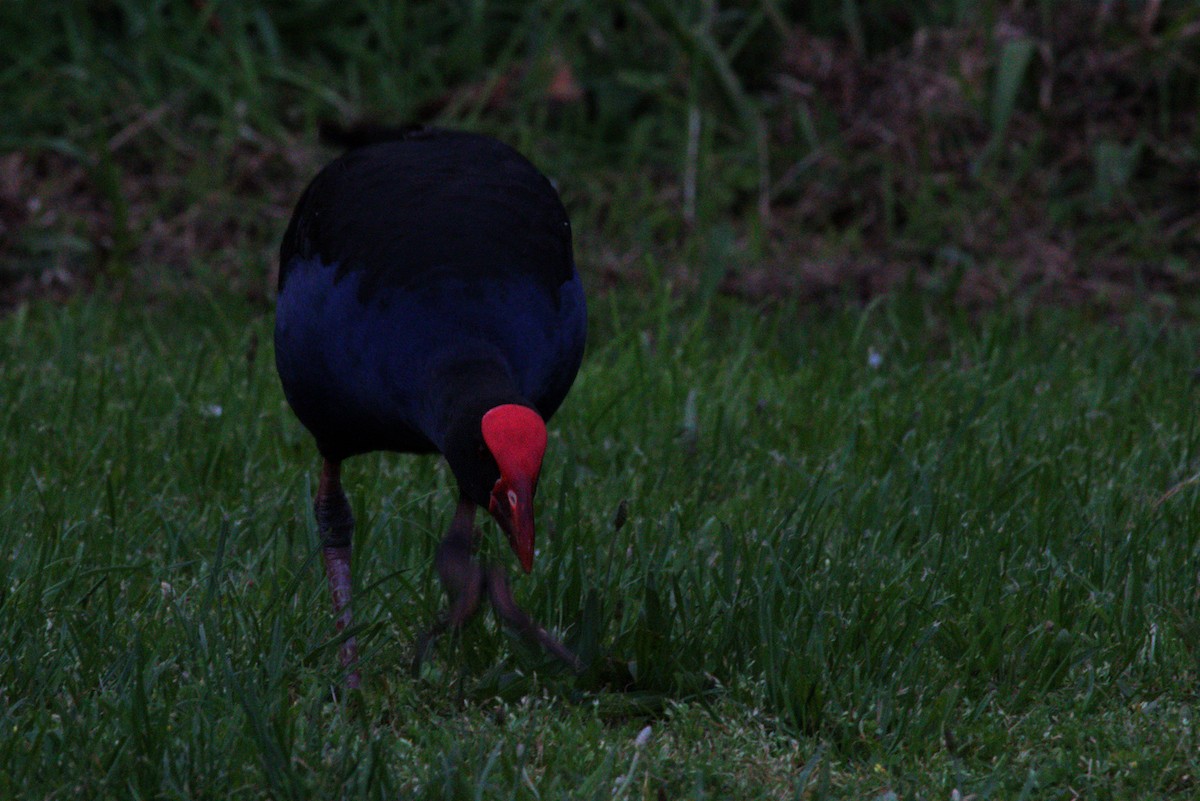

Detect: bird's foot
[483,564,584,673]
[413,546,583,676]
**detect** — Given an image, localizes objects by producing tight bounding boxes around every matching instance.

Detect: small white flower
[634,725,651,748]
[867,347,883,369]
[201,404,223,418]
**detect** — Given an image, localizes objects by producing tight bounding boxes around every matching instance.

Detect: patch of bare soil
[0,111,320,311]
[3,3,1198,315]
[727,2,1200,312]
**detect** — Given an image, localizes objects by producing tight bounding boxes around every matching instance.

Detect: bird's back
[279,128,574,302]
[275,128,586,461]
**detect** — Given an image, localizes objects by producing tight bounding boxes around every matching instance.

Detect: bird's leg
[414,498,486,674]
[435,499,486,626]
[414,498,583,675]
[315,459,360,689]
[484,565,585,673]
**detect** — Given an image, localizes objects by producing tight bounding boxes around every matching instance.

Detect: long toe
[484,564,584,673]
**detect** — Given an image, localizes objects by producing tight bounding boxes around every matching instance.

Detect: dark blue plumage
[274,127,587,685]
[276,128,586,462]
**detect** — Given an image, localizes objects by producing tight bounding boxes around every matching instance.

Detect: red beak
[489,477,536,573]
[481,404,546,575]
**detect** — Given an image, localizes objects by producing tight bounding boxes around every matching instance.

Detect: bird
[274,126,587,687]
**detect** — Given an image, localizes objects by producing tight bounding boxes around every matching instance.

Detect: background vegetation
[4,0,1197,311]
[2,1,1200,798]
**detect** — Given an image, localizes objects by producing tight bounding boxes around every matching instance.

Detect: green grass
[2,291,1199,798]
[4,1,1200,797]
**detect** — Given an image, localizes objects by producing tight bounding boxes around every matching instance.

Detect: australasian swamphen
[274,126,587,687]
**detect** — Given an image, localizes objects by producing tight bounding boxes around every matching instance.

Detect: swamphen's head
[443,404,547,573]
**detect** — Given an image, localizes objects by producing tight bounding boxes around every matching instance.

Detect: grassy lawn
[2,292,1199,798]
[4,1,1200,798]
